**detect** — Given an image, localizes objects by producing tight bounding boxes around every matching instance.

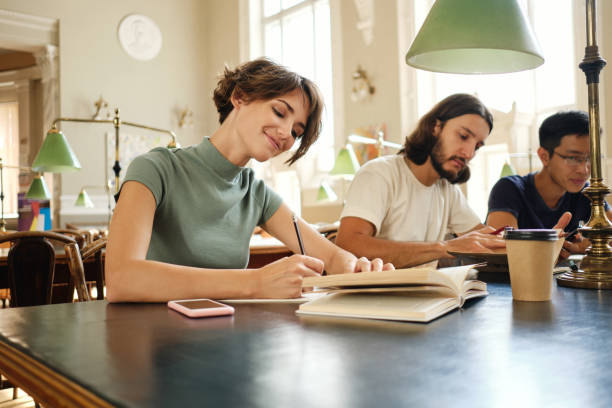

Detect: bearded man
[335,94,504,268]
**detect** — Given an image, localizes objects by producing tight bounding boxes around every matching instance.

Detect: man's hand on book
[559,233,589,259]
[555,212,589,259]
[443,226,506,256]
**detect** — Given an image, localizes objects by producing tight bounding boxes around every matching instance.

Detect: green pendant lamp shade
[25,175,51,200]
[500,161,517,178]
[32,126,82,172]
[316,181,338,202]
[75,188,95,208]
[330,145,360,176]
[406,0,544,74]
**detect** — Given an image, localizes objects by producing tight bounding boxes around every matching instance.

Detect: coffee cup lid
[504,229,558,241]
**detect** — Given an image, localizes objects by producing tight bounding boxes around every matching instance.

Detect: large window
[251,0,335,166]
[0,101,19,217]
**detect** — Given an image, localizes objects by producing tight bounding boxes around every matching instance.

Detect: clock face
[118,14,162,61]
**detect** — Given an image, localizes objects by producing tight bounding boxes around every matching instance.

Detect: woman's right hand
[251,255,324,299]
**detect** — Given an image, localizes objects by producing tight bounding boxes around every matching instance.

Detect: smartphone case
[167,299,235,318]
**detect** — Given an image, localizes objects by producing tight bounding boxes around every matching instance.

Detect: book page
[221,292,325,304]
[302,264,479,296]
[322,285,457,298]
[297,289,459,323]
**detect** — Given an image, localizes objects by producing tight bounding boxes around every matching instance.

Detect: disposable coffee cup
[504,229,565,301]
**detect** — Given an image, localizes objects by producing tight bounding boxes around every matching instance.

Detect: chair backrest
[0,231,88,307]
[64,224,109,245]
[66,238,107,302]
[52,229,88,249]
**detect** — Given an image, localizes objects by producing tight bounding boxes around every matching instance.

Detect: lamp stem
[557,0,612,289]
[586,0,597,46]
[113,108,121,194]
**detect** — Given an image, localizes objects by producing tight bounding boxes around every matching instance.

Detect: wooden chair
[58,226,108,300]
[52,228,89,249]
[65,223,108,243]
[0,231,89,307]
[0,231,90,406]
[66,237,107,301]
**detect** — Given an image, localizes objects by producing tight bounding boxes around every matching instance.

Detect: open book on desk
[296,264,486,323]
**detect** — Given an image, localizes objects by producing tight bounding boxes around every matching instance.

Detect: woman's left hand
[327,250,395,275]
[353,256,395,273]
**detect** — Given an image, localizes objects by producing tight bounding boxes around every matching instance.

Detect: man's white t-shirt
[340,155,481,242]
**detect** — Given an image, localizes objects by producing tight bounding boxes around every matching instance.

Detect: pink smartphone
[167,299,235,318]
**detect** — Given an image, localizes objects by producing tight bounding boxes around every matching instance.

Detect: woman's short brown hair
[213,58,324,165]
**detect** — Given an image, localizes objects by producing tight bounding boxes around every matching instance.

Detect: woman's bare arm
[105,182,322,302]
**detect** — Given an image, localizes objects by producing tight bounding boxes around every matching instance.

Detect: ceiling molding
[0,9,58,52]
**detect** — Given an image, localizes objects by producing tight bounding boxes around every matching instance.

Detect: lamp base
[557,255,612,289]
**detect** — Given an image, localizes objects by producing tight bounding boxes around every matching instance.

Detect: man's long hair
[399,93,493,184]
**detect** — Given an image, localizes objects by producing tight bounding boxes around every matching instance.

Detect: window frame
[242,0,343,183]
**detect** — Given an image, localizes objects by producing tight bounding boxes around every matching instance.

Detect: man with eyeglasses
[487,110,611,256]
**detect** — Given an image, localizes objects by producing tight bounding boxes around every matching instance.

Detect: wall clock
[118,14,162,61]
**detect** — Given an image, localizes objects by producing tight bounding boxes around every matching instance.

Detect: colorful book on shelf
[296,264,486,323]
[17,193,51,231]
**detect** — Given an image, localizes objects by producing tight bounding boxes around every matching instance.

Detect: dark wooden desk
[0,283,611,407]
[248,235,293,268]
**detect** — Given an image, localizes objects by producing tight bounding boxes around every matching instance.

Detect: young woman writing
[106,58,393,302]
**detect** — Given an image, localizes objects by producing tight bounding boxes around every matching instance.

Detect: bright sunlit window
[0,101,19,216]
[254,0,334,159]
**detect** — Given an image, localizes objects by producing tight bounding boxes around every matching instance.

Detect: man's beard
[430,140,470,183]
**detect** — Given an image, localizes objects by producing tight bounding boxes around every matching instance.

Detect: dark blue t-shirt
[487,173,607,232]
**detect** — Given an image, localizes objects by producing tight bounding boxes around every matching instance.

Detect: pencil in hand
[292,214,305,255]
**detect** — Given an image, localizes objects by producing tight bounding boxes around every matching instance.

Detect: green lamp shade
[75,189,94,208]
[25,176,51,200]
[500,161,517,178]
[32,128,81,172]
[330,145,360,176]
[316,181,338,202]
[406,0,544,74]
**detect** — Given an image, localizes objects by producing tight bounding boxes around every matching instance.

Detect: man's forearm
[336,233,448,268]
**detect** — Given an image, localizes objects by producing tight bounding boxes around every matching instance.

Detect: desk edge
[0,339,114,408]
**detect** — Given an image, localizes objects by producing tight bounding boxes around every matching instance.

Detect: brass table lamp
[556,0,612,289]
[33,108,179,194]
[74,182,113,225]
[348,132,402,158]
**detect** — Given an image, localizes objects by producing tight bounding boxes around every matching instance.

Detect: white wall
[339,0,403,146]
[204,0,241,137]
[0,0,209,196]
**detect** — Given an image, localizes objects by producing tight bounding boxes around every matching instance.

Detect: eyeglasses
[552,151,591,167]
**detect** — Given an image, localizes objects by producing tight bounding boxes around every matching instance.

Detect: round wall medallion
[118,14,162,61]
